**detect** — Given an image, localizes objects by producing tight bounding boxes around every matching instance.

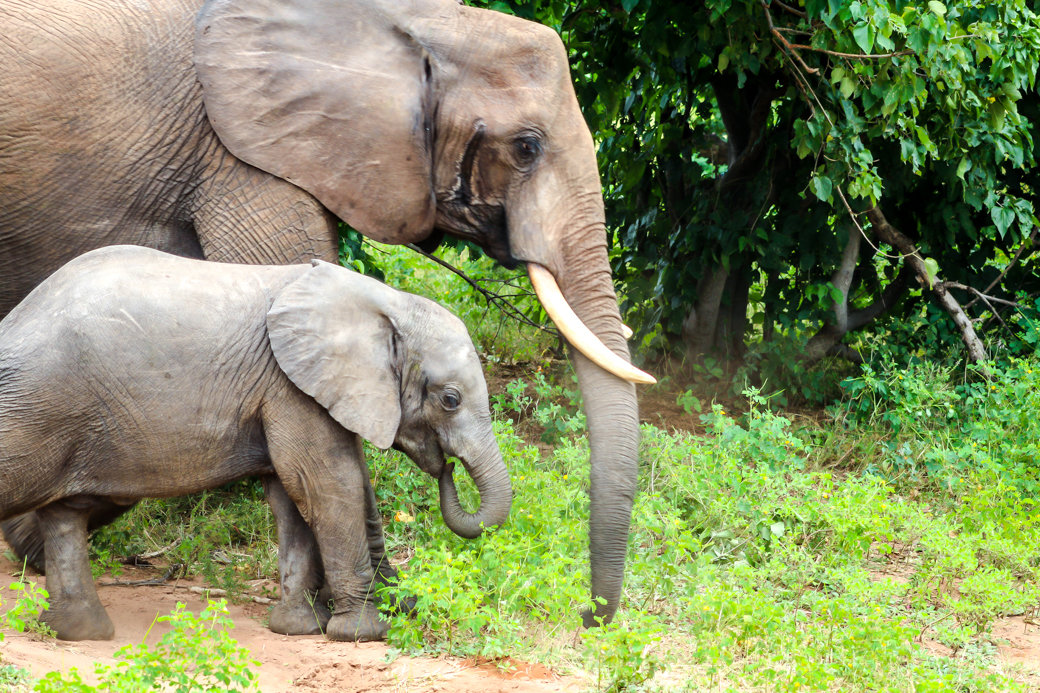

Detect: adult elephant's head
[195,0,653,626]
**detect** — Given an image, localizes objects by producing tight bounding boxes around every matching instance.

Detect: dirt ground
[0,543,584,693]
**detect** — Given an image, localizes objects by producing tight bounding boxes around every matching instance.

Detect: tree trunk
[805,221,860,363]
[682,264,729,360]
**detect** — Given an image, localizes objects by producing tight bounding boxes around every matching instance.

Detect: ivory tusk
[528,263,656,385]
[621,323,634,340]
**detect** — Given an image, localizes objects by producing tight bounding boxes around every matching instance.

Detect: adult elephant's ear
[267,261,402,450]
[195,0,438,243]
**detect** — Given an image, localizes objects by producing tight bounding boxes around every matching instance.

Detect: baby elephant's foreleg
[36,498,114,641]
[264,398,388,641]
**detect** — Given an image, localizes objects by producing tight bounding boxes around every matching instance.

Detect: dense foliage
[480,0,1040,376]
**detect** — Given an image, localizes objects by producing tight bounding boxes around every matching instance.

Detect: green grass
[19,250,1040,690]
[368,366,1040,691]
[68,354,1040,691]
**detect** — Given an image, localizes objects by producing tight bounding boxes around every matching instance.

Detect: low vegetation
[2,246,1038,691]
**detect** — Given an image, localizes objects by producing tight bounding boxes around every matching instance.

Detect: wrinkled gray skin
[0,246,511,642]
[0,0,639,625]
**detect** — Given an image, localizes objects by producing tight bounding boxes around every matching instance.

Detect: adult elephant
[0,0,653,626]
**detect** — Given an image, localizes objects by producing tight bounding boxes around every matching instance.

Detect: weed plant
[45,259,1040,690]
[34,600,259,692]
[371,368,1040,691]
[0,574,47,691]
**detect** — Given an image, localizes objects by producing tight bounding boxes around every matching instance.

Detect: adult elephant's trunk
[438,436,512,539]
[530,226,641,628]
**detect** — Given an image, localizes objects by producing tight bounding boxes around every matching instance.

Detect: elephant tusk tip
[630,369,657,385]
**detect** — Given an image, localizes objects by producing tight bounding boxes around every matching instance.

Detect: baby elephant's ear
[267,261,402,450]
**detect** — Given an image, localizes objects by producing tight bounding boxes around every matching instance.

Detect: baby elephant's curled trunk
[438,443,512,538]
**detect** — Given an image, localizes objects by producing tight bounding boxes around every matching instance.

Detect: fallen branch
[98,563,185,586]
[182,585,273,606]
[98,566,274,606]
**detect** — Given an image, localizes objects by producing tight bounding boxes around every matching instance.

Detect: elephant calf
[0,245,511,641]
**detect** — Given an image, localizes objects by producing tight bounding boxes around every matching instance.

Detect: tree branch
[773,0,808,19]
[865,207,989,363]
[405,244,558,337]
[787,43,914,60]
[964,227,1038,310]
[761,1,820,75]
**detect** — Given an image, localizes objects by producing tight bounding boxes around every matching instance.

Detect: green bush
[34,600,259,693]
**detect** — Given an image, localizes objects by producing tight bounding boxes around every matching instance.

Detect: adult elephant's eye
[513,135,542,168]
[442,390,461,411]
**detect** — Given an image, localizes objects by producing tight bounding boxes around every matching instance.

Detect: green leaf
[955,157,971,180]
[993,206,1015,238]
[621,0,640,13]
[927,1,946,16]
[852,22,875,54]
[810,175,834,202]
[922,257,940,289]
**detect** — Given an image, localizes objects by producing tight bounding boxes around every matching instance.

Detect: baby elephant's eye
[442,391,461,411]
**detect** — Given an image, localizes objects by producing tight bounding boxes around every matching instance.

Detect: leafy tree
[483,0,1040,373]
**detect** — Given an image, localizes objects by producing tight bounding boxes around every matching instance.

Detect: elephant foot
[43,599,114,641]
[268,596,332,636]
[1,513,47,575]
[325,604,388,642]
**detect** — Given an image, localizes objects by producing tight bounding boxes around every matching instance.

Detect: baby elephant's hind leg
[36,499,114,641]
[2,501,137,576]
[1,513,46,574]
[264,476,331,635]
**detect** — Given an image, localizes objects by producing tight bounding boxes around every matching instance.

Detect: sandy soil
[0,545,584,693]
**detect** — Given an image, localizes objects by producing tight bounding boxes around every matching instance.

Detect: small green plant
[382,543,494,655]
[3,569,53,639]
[0,665,33,692]
[676,388,701,414]
[581,612,662,692]
[34,600,259,692]
[491,378,532,418]
[529,371,585,443]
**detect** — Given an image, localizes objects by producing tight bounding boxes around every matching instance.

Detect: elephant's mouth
[433,199,517,269]
[392,437,445,478]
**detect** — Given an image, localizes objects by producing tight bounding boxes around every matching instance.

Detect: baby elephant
[0,245,511,641]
